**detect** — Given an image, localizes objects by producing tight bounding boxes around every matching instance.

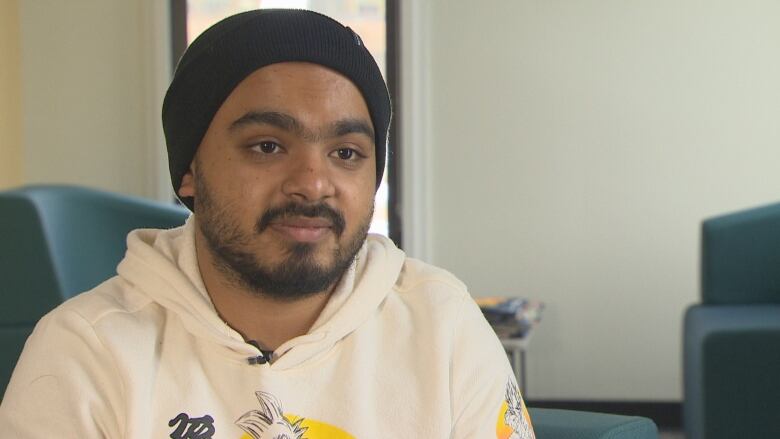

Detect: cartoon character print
[236,391,308,439]
[503,379,534,439]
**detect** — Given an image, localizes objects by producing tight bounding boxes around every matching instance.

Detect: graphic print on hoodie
[235,391,351,439]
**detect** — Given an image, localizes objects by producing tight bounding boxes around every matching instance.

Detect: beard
[193,167,373,302]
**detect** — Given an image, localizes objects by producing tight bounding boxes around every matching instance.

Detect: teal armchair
[0,185,189,396]
[684,201,780,439]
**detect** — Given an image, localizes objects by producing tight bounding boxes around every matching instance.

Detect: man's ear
[178,164,196,198]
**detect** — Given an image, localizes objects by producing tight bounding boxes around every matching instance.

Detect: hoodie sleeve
[449,296,536,439]
[0,307,124,438]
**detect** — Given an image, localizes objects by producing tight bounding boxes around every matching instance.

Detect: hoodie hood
[116,216,406,370]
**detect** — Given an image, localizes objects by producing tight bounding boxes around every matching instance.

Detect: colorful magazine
[475,296,544,339]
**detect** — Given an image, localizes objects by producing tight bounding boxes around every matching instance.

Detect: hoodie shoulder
[394,257,469,299]
[363,234,468,299]
[58,276,152,325]
[55,276,155,327]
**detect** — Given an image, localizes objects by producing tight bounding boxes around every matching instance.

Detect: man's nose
[281,152,336,202]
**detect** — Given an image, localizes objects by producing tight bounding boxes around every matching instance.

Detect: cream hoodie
[0,219,534,439]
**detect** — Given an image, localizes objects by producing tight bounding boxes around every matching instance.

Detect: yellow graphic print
[496,379,535,439]
[237,391,354,439]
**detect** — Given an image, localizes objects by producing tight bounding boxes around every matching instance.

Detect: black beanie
[162,9,391,210]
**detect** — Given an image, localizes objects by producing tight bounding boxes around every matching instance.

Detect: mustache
[256,202,346,236]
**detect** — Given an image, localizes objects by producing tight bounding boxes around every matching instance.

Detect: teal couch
[0,185,658,439]
[685,201,780,439]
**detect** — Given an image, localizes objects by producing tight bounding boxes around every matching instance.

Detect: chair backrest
[701,201,780,304]
[0,184,189,396]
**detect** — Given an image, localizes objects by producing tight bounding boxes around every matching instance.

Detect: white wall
[0,0,24,189]
[18,0,171,200]
[424,0,780,400]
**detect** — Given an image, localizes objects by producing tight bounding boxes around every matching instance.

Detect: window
[171,0,400,244]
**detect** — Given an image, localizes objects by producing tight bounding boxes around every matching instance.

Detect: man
[0,9,534,439]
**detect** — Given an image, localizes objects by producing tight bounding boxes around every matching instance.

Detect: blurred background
[3,0,780,427]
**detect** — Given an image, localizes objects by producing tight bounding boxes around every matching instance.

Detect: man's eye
[253,141,280,153]
[335,148,356,160]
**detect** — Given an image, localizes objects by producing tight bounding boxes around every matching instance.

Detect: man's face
[179,62,377,301]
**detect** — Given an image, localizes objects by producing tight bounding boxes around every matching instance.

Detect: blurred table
[501,329,534,395]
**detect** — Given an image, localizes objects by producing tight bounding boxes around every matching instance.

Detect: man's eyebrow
[229,111,305,135]
[331,119,375,141]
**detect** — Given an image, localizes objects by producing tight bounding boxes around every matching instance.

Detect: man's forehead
[218,62,373,128]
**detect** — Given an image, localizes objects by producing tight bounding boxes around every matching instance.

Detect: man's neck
[194,233,333,352]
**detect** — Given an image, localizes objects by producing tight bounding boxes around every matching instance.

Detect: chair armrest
[683,305,780,439]
[528,408,658,439]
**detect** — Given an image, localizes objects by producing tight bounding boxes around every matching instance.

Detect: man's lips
[268,217,333,242]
